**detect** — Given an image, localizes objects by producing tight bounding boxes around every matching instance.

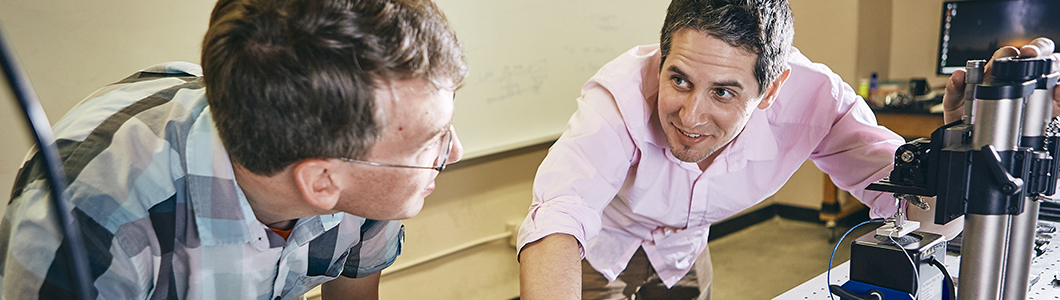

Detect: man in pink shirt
[516,0,1060,299]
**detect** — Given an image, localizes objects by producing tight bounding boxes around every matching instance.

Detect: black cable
[0,25,93,300]
[929,257,957,300]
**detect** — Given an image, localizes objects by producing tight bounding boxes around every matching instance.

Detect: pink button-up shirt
[517,44,904,287]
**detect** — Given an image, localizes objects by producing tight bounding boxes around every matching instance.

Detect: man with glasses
[0,0,464,299]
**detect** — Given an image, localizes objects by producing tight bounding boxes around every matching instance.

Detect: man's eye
[672,76,689,88]
[714,88,734,99]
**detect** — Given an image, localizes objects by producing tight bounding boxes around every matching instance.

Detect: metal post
[964,60,987,124]
[958,214,1010,300]
[1001,199,1039,299]
[1000,79,1055,299]
[959,80,1025,300]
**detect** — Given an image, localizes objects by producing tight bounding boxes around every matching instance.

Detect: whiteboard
[434,0,670,158]
[0,0,670,160]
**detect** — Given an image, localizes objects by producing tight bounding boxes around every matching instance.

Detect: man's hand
[942,37,1060,124]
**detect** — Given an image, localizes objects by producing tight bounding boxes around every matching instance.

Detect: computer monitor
[937,0,1060,75]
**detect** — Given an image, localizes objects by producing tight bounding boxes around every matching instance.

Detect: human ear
[293,159,341,211]
[757,68,791,110]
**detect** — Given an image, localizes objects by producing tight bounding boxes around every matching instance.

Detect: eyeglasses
[339,125,453,172]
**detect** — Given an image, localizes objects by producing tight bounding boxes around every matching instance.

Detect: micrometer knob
[993,57,1051,81]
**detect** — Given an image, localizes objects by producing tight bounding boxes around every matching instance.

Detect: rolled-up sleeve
[516,82,637,258]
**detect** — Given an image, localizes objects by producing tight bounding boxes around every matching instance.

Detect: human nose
[448,127,464,164]
[678,93,710,127]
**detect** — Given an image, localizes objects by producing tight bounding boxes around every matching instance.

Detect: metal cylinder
[957,214,1011,300]
[965,60,987,124]
[1002,72,1052,299]
[971,98,1024,151]
[1022,89,1054,139]
[1000,199,1040,300]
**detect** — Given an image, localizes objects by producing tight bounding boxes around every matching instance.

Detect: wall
[769,0,860,210]
[789,0,860,88]
[856,0,893,83]
[0,82,30,216]
[890,0,950,87]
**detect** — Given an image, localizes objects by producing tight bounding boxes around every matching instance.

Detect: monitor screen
[937,0,1060,75]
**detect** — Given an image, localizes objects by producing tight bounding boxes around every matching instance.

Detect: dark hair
[660,0,793,95]
[202,0,467,176]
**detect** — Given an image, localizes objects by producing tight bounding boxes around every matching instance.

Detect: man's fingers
[942,69,967,124]
[944,69,967,107]
[984,46,1022,82]
[958,38,1060,118]
[1020,45,1042,58]
[992,45,1022,60]
[1030,37,1056,56]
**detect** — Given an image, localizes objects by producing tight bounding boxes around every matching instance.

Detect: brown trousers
[582,246,713,300]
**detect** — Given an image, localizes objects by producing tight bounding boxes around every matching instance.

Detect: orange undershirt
[268,227,293,240]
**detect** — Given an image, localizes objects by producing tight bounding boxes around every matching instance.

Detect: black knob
[993,57,1051,81]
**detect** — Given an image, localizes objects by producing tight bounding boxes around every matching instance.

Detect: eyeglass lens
[434,127,453,169]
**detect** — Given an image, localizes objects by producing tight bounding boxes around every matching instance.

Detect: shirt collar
[722,109,779,169]
[185,106,258,245]
[288,212,345,247]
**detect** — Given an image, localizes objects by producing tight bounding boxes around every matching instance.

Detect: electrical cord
[929,257,956,300]
[827,218,888,300]
[889,229,919,299]
[0,25,93,300]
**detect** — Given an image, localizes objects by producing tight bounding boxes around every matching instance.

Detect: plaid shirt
[0,62,403,300]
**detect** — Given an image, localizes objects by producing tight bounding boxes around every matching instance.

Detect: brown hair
[660,0,793,94]
[202,0,467,175]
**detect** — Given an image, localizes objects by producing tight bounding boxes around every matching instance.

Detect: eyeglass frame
[338,125,454,172]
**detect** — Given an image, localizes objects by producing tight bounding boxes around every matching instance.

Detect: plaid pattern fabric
[0,62,403,300]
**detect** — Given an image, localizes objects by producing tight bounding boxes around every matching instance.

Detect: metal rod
[1001,78,1053,299]
[972,98,1023,151]
[964,60,987,124]
[1021,90,1054,139]
[1001,199,1039,300]
[958,214,1010,300]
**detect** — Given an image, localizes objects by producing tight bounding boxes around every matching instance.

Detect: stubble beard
[667,139,722,163]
